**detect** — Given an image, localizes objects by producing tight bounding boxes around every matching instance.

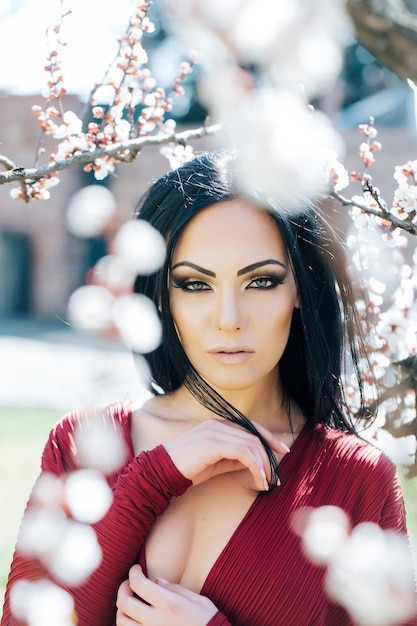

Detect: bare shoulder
[130,394,190,456]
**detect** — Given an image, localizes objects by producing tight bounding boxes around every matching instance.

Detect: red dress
[2,402,417,625]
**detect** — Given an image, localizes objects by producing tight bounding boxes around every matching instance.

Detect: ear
[294,294,300,309]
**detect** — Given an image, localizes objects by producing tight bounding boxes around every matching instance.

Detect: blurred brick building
[0,94,416,318]
[0,95,217,317]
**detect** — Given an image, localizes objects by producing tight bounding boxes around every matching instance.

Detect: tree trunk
[347,0,417,83]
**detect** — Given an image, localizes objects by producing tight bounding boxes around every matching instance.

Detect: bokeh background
[1,0,417,608]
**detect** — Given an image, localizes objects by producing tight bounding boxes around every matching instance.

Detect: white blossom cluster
[336,122,417,471]
[10,0,196,200]
[293,506,417,626]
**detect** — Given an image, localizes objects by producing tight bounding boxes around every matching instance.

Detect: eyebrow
[170,259,287,277]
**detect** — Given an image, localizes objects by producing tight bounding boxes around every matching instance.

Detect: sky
[0,0,136,97]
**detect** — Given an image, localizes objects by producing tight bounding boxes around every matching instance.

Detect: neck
[170,376,302,433]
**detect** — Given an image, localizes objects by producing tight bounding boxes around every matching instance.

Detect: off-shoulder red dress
[2,402,416,625]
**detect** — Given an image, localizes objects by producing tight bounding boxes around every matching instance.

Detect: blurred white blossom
[74,411,129,474]
[17,508,69,559]
[10,580,75,626]
[223,89,344,204]
[67,285,115,333]
[112,293,162,353]
[45,521,102,585]
[162,0,350,96]
[17,508,102,585]
[326,522,416,626]
[65,469,113,523]
[294,507,417,626]
[66,185,116,238]
[112,220,166,275]
[299,506,351,565]
[92,254,136,293]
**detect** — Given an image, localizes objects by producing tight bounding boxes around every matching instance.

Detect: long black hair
[134,151,370,486]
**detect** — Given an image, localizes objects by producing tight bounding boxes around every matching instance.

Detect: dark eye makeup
[171,271,286,293]
[172,278,211,292]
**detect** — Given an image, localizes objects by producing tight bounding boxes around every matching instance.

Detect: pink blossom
[327,153,349,191]
[394,160,417,185]
[53,111,83,139]
[358,123,378,138]
[160,142,195,169]
[391,184,417,220]
[54,135,90,161]
[141,17,155,33]
[114,119,131,142]
[93,157,116,180]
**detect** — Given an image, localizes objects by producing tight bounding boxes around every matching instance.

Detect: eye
[173,278,211,292]
[247,275,285,290]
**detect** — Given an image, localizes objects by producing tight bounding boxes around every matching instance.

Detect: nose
[215,288,242,332]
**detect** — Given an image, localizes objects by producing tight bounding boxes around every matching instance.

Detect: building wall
[0,95,85,315]
[0,94,416,317]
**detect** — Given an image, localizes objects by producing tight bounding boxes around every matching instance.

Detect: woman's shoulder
[311,423,397,479]
[41,400,135,477]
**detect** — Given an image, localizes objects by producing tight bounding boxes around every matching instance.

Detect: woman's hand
[164,418,289,492]
[116,565,218,626]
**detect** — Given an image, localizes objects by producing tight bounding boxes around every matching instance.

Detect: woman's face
[169,199,299,396]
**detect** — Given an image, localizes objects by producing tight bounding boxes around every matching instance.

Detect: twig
[0,155,17,171]
[0,124,220,186]
[330,188,417,236]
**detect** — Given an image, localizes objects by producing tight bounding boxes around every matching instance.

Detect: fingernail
[260,469,269,491]
[156,577,170,585]
[282,443,291,453]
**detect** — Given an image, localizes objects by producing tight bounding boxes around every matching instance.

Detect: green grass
[400,468,417,556]
[1,406,417,609]
[0,406,62,600]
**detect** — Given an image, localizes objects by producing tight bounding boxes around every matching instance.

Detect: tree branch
[0,124,220,186]
[330,187,417,235]
[0,154,17,171]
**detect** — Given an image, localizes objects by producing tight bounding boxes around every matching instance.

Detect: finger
[156,577,203,601]
[165,419,271,490]
[129,564,173,609]
[155,578,218,618]
[206,420,284,487]
[203,420,274,491]
[116,567,155,623]
[251,420,291,454]
[201,423,271,491]
[116,606,142,626]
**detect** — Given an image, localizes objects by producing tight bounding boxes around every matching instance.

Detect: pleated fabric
[2,403,416,626]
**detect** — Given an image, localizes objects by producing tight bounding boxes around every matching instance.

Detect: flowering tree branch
[330,187,417,236]
[0,123,219,186]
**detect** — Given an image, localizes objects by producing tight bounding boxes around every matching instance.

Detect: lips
[207,348,254,364]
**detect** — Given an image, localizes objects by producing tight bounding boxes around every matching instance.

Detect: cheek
[268,301,297,338]
[169,298,199,343]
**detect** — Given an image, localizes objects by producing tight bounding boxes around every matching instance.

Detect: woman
[2,151,416,625]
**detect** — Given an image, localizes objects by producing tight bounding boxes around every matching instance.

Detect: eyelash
[172,273,285,293]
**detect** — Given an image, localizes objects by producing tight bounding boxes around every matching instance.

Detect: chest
[143,475,333,626]
[144,472,258,593]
